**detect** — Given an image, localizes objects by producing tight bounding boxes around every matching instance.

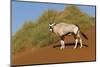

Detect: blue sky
[12,1,96,33]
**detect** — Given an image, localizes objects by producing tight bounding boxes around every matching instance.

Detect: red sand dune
[12,26,96,66]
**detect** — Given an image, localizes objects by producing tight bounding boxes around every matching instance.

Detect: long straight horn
[48,10,51,24]
[51,11,57,23]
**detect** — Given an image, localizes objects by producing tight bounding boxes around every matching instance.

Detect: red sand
[12,26,96,66]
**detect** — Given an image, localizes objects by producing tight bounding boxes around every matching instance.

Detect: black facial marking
[49,26,53,32]
[49,26,52,29]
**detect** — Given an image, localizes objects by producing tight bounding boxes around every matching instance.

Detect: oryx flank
[48,11,88,50]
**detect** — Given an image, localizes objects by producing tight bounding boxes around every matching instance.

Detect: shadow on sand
[53,42,88,48]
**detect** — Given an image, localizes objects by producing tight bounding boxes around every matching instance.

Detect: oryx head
[48,10,57,32]
[49,22,56,32]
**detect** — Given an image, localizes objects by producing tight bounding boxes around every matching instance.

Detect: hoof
[74,47,77,49]
[80,46,83,48]
[60,46,65,50]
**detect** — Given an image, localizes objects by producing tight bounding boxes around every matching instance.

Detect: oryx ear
[52,22,56,26]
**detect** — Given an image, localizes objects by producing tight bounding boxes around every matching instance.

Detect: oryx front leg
[60,40,65,50]
[74,38,78,49]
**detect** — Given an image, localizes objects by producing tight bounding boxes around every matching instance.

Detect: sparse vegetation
[12,5,95,54]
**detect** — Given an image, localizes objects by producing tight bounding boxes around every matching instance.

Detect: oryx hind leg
[74,38,78,49]
[73,32,78,49]
[60,36,65,50]
[74,31,83,49]
[74,31,80,49]
[78,31,83,48]
[79,38,83,48]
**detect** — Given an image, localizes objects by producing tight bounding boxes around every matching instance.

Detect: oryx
[48,11,88,50]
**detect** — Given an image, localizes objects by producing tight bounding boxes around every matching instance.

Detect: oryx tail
[80,31,88,40]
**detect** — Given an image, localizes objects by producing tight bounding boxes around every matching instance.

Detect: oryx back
[53,23,79,36]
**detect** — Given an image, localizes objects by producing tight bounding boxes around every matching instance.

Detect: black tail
[80,31,88,40]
